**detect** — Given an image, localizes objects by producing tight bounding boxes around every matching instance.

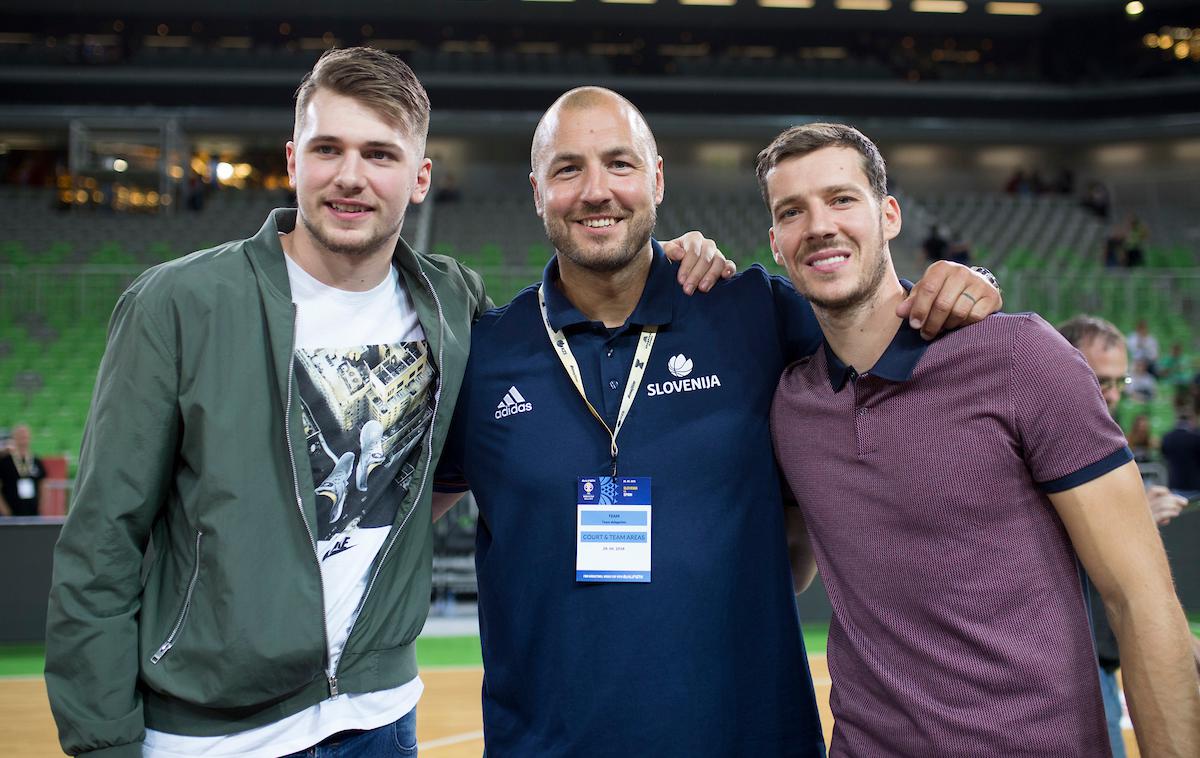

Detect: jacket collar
[244,208,428,303]
[540,239,677,332]
[246,208,445,390]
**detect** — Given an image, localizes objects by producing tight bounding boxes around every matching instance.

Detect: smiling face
[530,94,664,274]
[766,146,901,314]
[286,88,431,260]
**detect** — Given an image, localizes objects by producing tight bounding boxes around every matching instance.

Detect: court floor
[0,656,1138,757]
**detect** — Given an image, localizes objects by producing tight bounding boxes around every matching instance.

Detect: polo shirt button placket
[854,380,881,457]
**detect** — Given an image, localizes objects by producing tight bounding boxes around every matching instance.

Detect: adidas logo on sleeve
[495,386,534,419]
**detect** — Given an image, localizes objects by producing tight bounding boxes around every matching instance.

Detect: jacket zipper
[333,270,446,687]
[150,530,204,664]
[284,303,336,695]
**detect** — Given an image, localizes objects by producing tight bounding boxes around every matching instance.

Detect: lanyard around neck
[11,452,33,477]
[538,285,656,476]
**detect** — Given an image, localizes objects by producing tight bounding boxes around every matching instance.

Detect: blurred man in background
[1058,314,1189,757]
[0,424,44,516]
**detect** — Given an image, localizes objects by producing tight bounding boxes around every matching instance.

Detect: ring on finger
[958,291,978,305]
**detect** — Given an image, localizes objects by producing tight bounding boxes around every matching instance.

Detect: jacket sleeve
[45,287,181,758]
[459,260,494,318]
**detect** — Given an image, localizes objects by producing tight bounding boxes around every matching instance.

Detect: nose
[805,204,837,240]
[334,152,365,191]
[579,166,613,206]
[1103,386,1121,412]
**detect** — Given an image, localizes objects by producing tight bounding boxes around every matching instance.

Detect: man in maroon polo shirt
[757,123,1200,757]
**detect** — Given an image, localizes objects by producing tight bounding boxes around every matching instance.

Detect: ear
[285,141,297,188]
[769,226,783,266]
[882,195,902,242]
[653,155,665,206]
[409,157,433,205]
[530,172,544,218]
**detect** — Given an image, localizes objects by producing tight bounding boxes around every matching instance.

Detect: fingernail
[910,318,923,329]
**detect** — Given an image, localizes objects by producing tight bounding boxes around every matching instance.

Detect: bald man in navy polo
[759,122,1200,757]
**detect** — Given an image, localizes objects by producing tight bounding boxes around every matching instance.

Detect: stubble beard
[801,228,889,316]
[546,202,656,274]
[299,203,405,258]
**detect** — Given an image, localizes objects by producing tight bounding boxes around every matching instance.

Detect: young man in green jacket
[44,46,486,758]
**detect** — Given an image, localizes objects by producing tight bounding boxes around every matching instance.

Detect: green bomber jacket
[45,209,488,757]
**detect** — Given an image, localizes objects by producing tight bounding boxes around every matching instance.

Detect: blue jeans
[279,709,417,757]
[1099,666,1127,758]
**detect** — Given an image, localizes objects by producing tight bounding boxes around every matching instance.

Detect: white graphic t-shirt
[144,256,432,757]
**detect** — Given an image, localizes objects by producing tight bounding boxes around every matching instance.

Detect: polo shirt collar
[824,280,933,391]
[540,239,676,332]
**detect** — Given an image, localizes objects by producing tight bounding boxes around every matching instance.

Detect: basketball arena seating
[1,181,1194,595]
[1,184,1196,468]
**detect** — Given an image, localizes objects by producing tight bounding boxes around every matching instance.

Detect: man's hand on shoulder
[661,231,737,295]
[896,261,1002,340]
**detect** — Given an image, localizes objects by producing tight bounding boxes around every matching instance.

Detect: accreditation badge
[16,478,35,500]
[576,476,651,583]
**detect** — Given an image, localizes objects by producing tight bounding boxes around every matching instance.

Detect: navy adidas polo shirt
[437,241,827,757]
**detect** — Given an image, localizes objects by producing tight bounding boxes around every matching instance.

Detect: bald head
[531,87,659,179]
[10,425,30,452]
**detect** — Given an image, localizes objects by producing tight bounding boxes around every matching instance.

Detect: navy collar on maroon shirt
[540,239,677,333]
[824,280,933,391]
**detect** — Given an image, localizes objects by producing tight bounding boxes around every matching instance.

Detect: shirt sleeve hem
[1037,446,1133,494]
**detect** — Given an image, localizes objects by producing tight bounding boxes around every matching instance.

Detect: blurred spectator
[1052,167,1075,195]
[1029,169,1046,195]
[946,229,972,265]
[186,173,207,212]
[0,425,45,517]
[1158,344,1191,395]
[922,223,948,263]
[1004,169,1030,195]
[1103,230,1124,268]
[1082,180,1111,219]
[1127,414,1156,463]
[1058,314,1189,757]
[435,172,462,204]
[1127,320,1159,375]
[1128,360,1157,402]
[1161,408,1200,492]
[1123,214,1148,268]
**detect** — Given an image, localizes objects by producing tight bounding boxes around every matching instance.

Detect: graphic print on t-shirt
[294,341,434,550]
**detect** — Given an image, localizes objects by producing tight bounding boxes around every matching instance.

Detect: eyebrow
[771,184,864,214]
[549,146,641,165]
[309,135,405,153]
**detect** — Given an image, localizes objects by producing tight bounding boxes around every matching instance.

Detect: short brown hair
[294,47,430,145]
[755,123,887,208]
[1057,314,1125,350]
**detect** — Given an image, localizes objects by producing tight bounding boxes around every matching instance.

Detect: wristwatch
[970,266,1000,293]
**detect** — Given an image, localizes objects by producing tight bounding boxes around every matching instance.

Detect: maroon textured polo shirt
[772,313,1131,757]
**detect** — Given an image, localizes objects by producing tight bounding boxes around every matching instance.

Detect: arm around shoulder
[45,290,182,757]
